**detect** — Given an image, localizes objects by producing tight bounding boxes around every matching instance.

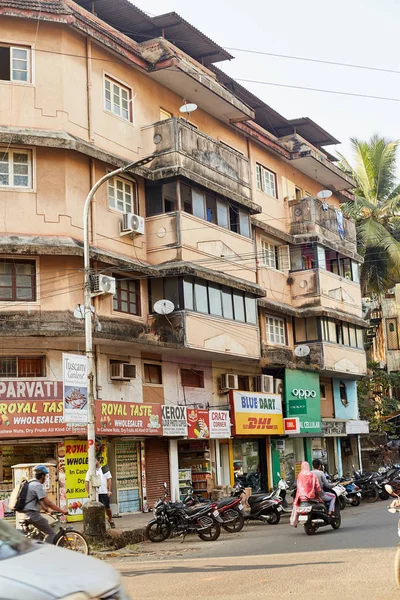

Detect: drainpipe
[86,38,94,143]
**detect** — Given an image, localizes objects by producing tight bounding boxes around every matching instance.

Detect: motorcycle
[384,484,400,588]
[183,491,245,533]
[296,490,341,536]
[272,474,293,515]
[341,481,362,506]
[232,483,283,524]
[353,470,380,503]
[331,483,347,511]
[145,484,221,543]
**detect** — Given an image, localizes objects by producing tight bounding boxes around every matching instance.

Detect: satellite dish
[179,103,198,114]
[295,345,310,358]
[317,190,333,200]
[154,299,175,315]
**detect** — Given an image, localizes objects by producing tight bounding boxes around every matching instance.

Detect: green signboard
[284,369,321,434]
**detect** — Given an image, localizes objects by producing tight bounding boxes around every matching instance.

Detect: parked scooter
[271,474,293,515]
[232,483,283,524]
[384,483,400,588]
[296,490,341,535]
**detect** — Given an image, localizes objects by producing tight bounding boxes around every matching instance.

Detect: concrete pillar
[357,435,363,472]
[215,439,222,485]
[336,437,343,477]
[168,439,179,502]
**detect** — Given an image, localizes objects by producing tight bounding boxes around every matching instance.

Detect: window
[160,108,172,120]
[209,283,223,316]
[321,318,337,343]
[0,46,30,82]
[266,316,286,345]
[181,369,204,388]
[0,149,31,188]
[0,259,36,301]
[294,317,318,343]
[256,163,277,198]
[295,187,303,200]
[148,277,182,313]
[194,280,208,313]
[104,77,131,121]
[261,241,277,268]
[113,275,141,315]
[339,381,349,406]
[0,356,45,377]
[233,291,245,322]
[144,363,162,385]
[320,317,364,348]
[320,384,326,399]
[108,177,135,213]
[387,318,399,350]
[145,181,178,216]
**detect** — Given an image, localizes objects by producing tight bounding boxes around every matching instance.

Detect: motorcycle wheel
[395,547,400,588]
[350,496,361,507]
[197,520,221,542]
[379,490,390,501]
[362,485,379,503]
[331,514,341,530]
[339,496,346,510]
[304,522,317,535]
[266,510,281,525]
[145,520,171,543]
[222,510,245,533]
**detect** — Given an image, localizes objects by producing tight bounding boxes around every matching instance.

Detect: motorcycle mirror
[164,482,167,489]
[385,484,394,495]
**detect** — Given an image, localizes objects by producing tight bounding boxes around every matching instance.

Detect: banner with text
[0,380,86,438]
[95,401,163,435]
[209,410,231,439]
[187,409,210,439]
[162,405,188,436]
[230,391,284,435]
[62,353,88,424]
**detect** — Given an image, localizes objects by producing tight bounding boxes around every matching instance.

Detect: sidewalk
[73,511,150,535]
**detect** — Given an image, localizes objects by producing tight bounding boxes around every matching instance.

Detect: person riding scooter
[293,461,321,507]
[311,459,336,515]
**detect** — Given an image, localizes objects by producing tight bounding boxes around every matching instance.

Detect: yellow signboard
[231,392,284,435]
[64,439,107,522]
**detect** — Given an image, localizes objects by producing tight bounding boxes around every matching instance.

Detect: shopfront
[230,390,284,492]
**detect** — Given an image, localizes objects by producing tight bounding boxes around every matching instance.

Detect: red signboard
[284,417,300,435]
[95,401,163,436]
[0,381,86,438]
[186,409,210,439]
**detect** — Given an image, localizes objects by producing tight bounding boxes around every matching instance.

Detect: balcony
[261,342,367,377]
[290,268,362,319]
[141,118,257,209]
[289,197,357,253]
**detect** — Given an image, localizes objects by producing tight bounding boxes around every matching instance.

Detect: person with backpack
[19,465,67,544]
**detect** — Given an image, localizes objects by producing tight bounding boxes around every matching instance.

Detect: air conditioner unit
[255,374,274,393]
[110,362,136,381]
[274,378,284,395]
[121,212,145,236]
[220,373,238,391]
[91,274,116,296]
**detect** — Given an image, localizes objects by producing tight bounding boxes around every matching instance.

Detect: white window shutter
[278,245,291,272]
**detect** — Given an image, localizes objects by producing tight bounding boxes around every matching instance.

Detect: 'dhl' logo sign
[245,417,272,430]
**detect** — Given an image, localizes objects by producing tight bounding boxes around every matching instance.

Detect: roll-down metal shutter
[145,438,170,508]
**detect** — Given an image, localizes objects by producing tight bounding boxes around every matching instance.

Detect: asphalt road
[113,502,400,599]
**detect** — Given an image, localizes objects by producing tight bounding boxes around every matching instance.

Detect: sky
[135,0,400,173]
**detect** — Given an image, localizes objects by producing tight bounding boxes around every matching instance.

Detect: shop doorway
[178,439,212,499]
[145,438,170,508]
[232,438,267,492]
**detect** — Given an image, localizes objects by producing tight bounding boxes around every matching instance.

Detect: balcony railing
[289,197,357,249]
[141,118,253,208]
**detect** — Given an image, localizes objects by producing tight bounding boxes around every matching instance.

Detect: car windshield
[0,520,34,560]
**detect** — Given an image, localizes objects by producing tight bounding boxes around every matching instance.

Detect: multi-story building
[0,0,367,516]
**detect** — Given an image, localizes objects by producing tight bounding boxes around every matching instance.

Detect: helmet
[34,465,49,475]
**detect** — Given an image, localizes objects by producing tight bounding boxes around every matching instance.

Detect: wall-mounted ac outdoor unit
[220,373,239,391]
[110,362,136,381]
[91,274,116,296]
[121,212,145,236]
[274,378,284,395]
[255,374,274,393]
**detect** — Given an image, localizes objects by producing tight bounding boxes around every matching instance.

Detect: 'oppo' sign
[292,389,316,399]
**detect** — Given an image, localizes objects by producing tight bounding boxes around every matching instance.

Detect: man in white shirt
[85,460,115,528]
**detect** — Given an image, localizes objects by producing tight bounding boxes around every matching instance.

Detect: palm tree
[339,135,400,295]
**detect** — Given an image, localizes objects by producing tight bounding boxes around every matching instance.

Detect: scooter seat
[217,497,235,508]
[248,494,272,505]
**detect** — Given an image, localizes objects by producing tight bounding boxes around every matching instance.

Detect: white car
[0,520,130,600]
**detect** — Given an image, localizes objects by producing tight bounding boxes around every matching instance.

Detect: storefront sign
[95,401,162,435]
[284,370,321,434]
[322,420,347,436]
[346,420,370,434]
[63,353,88,424]
[230,392,284,435]
[64,439,107,522]
[284,417,300,435]
[209,410,231,439]
[187,409,210,439]
[276,439,285,451]
[162,405,188,436]
[0,381,86,438]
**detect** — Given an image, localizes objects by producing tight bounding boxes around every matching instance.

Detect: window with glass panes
[261,241,277,268]
[108,177,135,212]
[256,164,277,197]
[266,316,286,345]
[113,275,140,315]
[0,356,45,377]
[0,150,31,188]
[0,260,36,301]
[104,77,130,121]
[0,46,30,82]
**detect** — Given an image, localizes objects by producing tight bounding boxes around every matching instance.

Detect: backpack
[9,479,31,512]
